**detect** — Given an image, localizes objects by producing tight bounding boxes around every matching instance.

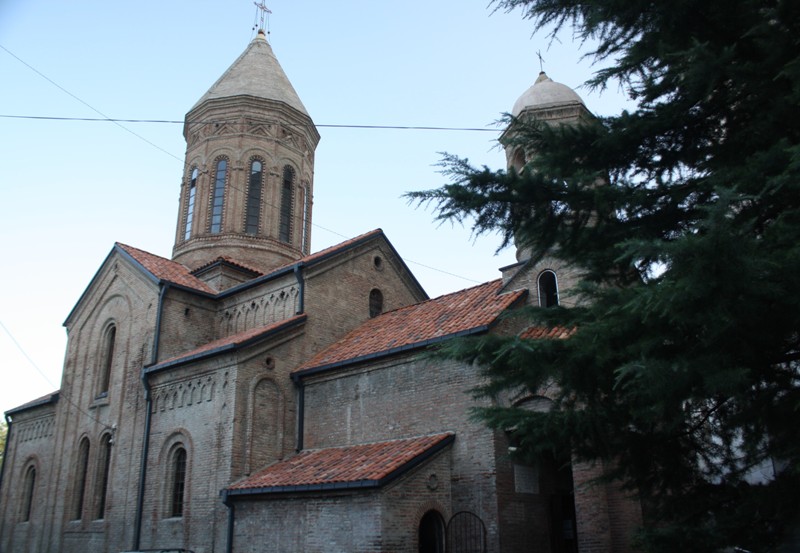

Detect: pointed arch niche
[248,376,284,472]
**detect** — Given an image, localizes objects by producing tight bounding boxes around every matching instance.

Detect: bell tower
[172,29,320,275]
[500,72,594,308]
[502,71,593,263]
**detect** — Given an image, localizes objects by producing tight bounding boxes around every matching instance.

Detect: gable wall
[302,240,425,358]
[1,253,163,553]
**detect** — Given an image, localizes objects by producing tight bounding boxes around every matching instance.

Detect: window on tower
[538,270,559,308]
[245,160,263,235]
[210,158,228,234]
[279,165,295,243]
[184,167,198,241]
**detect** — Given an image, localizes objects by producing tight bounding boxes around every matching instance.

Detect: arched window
[418,510,445,553]
[279,165,295,243]
[170,447,187,517]
[184,167,198,241]
[97,324,116,397]
[369,288,384,318]
[94,433,112,520]
[72,438,90,520]
[301,185,310,253]
[538,270,559,308]
[210,158,228,234]
[245,159,263,235]
[21,465,36,522]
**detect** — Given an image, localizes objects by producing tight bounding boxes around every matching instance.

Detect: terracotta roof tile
[296,280,526,374]
[119,230,386,297]
[228,433,454,493]
[116,243,216,294]
[149,315,306,370]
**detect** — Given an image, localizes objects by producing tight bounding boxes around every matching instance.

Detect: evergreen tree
[409,0,800,550]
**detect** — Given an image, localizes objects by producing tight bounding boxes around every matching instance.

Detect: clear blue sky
[0,0,631,415]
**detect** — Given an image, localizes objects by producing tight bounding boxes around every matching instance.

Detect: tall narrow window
[21,465,36,522]
[538,270,559,308]
[301,186,310,253]
[279,165,295,243]
[170,447,187,517]
[210,158,228,234]
[97,324,116,397]
[184,167,198,241]
[369,288,383,318]
[72,438,90,520]
[245,160,263,235]
[94,434,112,520]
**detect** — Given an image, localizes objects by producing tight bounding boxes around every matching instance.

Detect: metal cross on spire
[536,50,546,72]
[253,1,272,35]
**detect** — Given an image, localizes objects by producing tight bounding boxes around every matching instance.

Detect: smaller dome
[511,72,584,117]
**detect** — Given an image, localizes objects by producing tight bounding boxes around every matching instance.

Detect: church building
[0,28,642,553]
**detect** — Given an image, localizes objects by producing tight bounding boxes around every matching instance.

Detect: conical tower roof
[190,30,309,116]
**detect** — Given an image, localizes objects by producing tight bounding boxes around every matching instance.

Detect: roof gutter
[133,281,169,550]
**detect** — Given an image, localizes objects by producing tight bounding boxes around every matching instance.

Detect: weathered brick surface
[230,447,453,553]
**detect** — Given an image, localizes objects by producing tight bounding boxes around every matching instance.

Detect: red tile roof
[148,314,306,371]
[118,230,386,296]
[227,433,454,495]
[295,280,526,375]
[117,243,217,294]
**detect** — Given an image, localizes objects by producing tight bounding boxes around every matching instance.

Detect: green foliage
[409,0,800,550]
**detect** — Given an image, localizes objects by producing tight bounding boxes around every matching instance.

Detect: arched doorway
[419,509,445,553]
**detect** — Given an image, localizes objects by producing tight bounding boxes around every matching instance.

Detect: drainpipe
[291,374,304,452]
[222,490,235,553]
[291,265,306,452]
[293,264,305,315]
[133,282,169,550]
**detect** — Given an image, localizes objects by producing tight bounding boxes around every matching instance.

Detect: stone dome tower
[172,30,320,275]
[503,71,593,262]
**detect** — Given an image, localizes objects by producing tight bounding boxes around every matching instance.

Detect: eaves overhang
[291,326,490,383]
[223,433,455,500]
[145,314,306,375]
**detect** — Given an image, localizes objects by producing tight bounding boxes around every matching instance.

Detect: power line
[0,114,500,132]
[0,43,491,287]
[0,320,114,430]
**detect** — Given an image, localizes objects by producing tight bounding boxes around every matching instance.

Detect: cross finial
[536,50,545,72]
[253,1,272,35]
